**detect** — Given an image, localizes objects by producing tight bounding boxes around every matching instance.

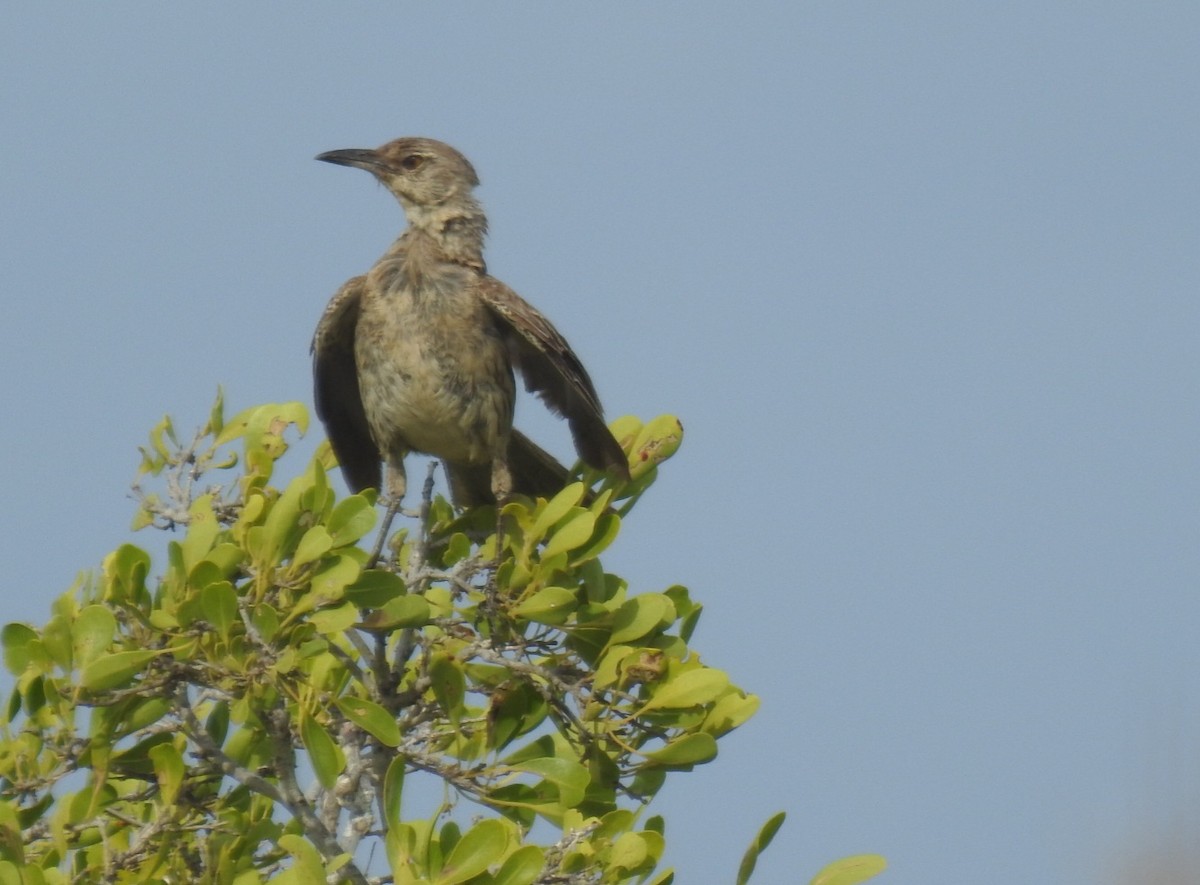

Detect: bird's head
[317,137,480,219]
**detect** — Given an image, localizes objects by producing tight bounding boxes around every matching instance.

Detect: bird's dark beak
[315,148,386,173]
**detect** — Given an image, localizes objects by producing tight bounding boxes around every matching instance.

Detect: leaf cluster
[0,398,789,884]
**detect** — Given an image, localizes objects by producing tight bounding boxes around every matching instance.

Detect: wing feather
[476,277,629,479]
[311,276,382,492]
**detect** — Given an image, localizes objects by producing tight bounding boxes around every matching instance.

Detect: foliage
[0,395,878,883]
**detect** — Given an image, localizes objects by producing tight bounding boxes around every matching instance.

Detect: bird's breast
[354,272,515,464]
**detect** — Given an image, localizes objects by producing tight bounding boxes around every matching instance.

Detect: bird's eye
[400,155,425,172]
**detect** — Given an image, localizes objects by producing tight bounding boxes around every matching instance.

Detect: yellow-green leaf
[609,594,675,646]
[737,811,787,885]
[277,833,328,885]
[429,655,465,724]
[72,605,116,672]
[292,526,333,568]
[200,581,239,639]
[327,494,377,547]
[509,757,589,807]
[510,587,578,625]
[531,483,585,541]
[809,854,887,885]
[383,756,406,829]
[181,494,220,569]
[704,692,761,735]
[492,845,544,885]
[609,832,649,872]
[148,743,185,805]
[2,623,39,676]
[570,511,621,564]
[436,818,509,885]
[640,668,729,713]
[300,715,344,789]
[336,696,401,747]
[629,415,684,479]
[345,570,406,608]
[80,650,158,691]
[641,733,718,768]
[309,601,359,634]
[541,510,596,561]
[363,594,431,630]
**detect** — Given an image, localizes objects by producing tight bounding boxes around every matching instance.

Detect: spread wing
[311,275,381,492]
[476,276,629,479]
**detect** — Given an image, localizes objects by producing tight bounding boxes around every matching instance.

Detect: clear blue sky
[2,5,1197,883]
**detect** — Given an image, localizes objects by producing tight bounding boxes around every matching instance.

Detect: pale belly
[354,287,515,465]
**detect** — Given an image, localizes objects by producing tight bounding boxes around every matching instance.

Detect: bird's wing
[311,275,381,492]
[476,276,630,479]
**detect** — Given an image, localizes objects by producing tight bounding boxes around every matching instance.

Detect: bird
[311,137,630,511]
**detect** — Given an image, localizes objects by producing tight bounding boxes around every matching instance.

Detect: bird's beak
[315,148,386,173]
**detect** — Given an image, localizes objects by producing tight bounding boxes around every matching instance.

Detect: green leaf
[737,811,787,885]
[592,645,636,691]
[443,532,472,565]
[531,483,585,541]
[309,601,359,634]
[704,692,761,735]
[429,655,465,724]
[309,553,360,601]
[344,570,407,608]
[641,733,718,767]
[508,757,589,807]
[216,401,309,449]
[327,494,377,546]
[277,833,328,885]
[104,543,151,604]
[1,623,38,676]
[148,743,185,805]
[809,854,887,885]
[594,809,637,840]
[570,511,621,563]
[365,594,432,630]
[640,668,730,713]
[123,696,171,735]
[292,525,333,568]
[286,555,361,623]
[203,542,246,579]
[609,832,649,872]
[609,594,675,646]
[200,581,239,639]
[628,414,684,479]
[510,586,578,625]
[72,606,116,672]
[206,700,230,746]
[492,844,544,885]
[257,475,310,563]
[336,696,401,747]
[383,755,406,829]
[435,818,509,885]
[541,510,596,561]
[80,650,158,691]
[300,715,345,789]
[181,494,221,570]
[207,386,226,436]
[386,823,420,883]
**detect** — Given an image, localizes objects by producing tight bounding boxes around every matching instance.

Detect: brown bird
[311,137,629,509]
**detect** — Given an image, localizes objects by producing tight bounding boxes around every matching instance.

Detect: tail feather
[444,431,573,506]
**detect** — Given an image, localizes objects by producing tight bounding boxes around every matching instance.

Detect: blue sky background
[2,5,1198,883]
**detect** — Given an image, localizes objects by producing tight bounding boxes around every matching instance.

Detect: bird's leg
[367,460,407,568]
[485,455,514,609]
[407,461,438,578]
[490,455,513,552]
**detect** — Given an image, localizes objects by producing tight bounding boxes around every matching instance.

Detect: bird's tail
[444,431,572,506]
